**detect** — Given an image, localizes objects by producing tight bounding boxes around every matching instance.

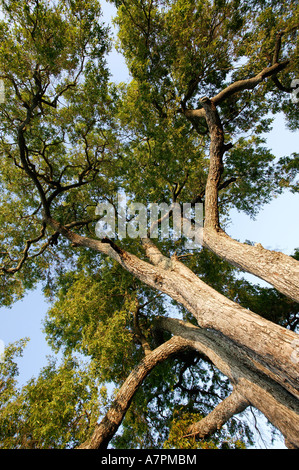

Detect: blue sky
[0,0,298,449]
[228,112,299,256]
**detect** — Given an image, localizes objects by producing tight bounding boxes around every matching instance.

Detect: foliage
[163,409,246,449]
[0,340,106,448]
[0,0,298,449]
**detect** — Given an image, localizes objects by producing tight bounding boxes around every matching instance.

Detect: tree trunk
[159,317,299,449]
[47,217,299,398]
[203,227,299,303]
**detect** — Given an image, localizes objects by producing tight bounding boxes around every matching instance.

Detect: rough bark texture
[203,227,299,302]
[77,316,299,449]
[200,96,225,230]
[47,218,299,399]
[184,62,290,120]
[45,58,299,450]
[159,317,299,449]
[6,27,298,450]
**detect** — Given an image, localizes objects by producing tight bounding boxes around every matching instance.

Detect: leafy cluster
[0,0,298,449]
[0,340,106,448]
[163,410,246,449]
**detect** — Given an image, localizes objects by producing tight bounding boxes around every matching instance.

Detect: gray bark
[186,388,250,439]
[159,317,299,449]
[46,218,299,399]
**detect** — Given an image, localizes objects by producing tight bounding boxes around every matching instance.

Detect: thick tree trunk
[159,317,299,449]
[46,217,299,399]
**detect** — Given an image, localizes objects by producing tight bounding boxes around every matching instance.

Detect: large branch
[44,218,299,447]
[200,96,225,230]
[158,317,299,449]
[77,335,192,449]
[78,313,299,449]
[0,222,46,274]
[142,239,299,397]
[185,387,249,440]
[202,229,299,303]
[44,218,299,398]
[184,61,290,120]
[199,91,299,303]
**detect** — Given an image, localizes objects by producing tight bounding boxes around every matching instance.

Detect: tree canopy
[0,0,298,450]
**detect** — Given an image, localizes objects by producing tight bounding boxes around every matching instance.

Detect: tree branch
[199,96,225,229]
[133,300,152,356]
[1,223,47,274]
[158,317,299,448]
[43,214,299,397]
[184,388,249,440]
[77,335,192,449]
[184,61,290,121]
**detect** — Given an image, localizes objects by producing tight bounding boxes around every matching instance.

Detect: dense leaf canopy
[0,0,298,449]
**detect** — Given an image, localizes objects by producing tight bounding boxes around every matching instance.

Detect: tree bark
[203,227,299,303]
[185,388,250,440]
[78,315,299,449]
[46,218,299,399]
[199,94,299,303]
[159,317,299,449]
[200,96,224,231]
[7,24,298,450]
[184,62,290,120]
[142,240,299,398]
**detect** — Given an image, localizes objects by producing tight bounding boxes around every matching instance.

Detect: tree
[0,0,298,449]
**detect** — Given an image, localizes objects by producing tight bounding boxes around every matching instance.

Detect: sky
[228,112,299,256]
[0,0,298,449]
